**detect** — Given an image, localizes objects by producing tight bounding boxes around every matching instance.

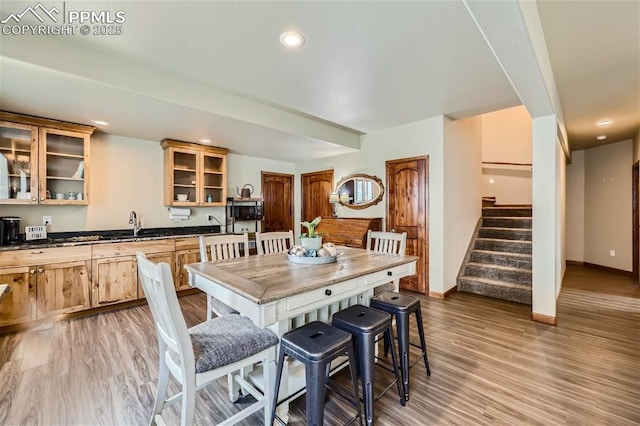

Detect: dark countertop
[0,225,222,251]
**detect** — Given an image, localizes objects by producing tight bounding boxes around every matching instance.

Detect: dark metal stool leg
[306,360,328,426]
[346,342,364,426]
[384,329,405,406]
[414,308,431,376]
[395,311,411,401]
[270,347,288,426]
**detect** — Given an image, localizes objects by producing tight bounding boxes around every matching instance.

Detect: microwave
[230,205,263,220]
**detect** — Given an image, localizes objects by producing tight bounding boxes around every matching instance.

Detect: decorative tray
[287,254,338,264]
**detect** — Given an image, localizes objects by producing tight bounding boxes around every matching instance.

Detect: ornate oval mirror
[335,173,384,209]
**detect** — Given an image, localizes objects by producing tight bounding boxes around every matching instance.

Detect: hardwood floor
[0,264,637,425]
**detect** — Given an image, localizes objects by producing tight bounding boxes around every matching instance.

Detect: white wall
[296,116,447,293]
[481,105,533,204]
[531,114,559,319]
[443,116,483,292]
[556,135,567,296]
[565,150,585,262]
[584,139,633,271]
[0,134,294,233]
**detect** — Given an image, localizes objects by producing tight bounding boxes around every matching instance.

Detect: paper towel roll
[169,208,191,216]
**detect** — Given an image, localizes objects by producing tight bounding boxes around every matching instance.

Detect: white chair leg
[263,353,276,426]
[181,377,196,426]
[228,372,240,402]
[207,295,213,321]
[151,349,170,425]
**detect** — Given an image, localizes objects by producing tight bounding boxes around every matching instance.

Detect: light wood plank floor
[0,264,638,425]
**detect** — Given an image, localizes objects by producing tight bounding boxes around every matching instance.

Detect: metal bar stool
[332,305,405,426]
[370,291,431,402]
[270,321,362,426]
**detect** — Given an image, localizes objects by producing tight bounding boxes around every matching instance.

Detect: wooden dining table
[185,246,417,421]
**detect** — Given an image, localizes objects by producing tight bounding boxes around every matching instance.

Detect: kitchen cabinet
[175,237,202,291]
[91,240,175,307]
[0,246,91,326]
[161,139,228,207]
[137,251,176,299]
[0,266,34,327]
[0,111,94,205]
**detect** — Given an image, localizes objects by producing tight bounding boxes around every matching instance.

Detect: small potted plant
[300,216,323,250]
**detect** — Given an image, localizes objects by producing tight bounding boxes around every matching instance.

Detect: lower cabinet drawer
[364,264,411,286]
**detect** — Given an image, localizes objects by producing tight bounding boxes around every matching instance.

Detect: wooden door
[37,261,91,318]
[0,266,35,326]
[91,257,138,307]
[262,172,294,232]
[301,169,333,226]
[386,156,428,294]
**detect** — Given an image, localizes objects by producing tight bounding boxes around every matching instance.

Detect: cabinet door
[175,249,201,291]
[0,266,35,326]
[165,147,198,205]
[201,152,226,205]
[91,256,138,307]
[0,121,38,204]
[138,252,175,299]
[36,261,91,318]
[39,127,89,205]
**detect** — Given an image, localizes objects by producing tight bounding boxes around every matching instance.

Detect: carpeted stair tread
[478,227,532,241]
[474,238,532,254]
[457,276,532,304]
[482,206,532,217]
[464,262,531,285]
[482,217,532,228]
[470,250,532,268]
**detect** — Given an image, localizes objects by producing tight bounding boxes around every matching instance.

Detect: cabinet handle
[30,269,36,274]
[387,271,393,276]
[37,268,43,273]
[40,197,45,201]
[31,197,37,201]
[30,251,43,255]
[325,289,332,296]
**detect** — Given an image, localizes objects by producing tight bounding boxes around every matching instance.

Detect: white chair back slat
[255,231,294,255]
[200,234,250,261]
[136,252,194,365]
[367,230,407,255]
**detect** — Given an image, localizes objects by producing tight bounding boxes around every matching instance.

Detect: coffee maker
[0,217,21,245]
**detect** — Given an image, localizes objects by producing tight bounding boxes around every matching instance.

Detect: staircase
[457,205,532,304]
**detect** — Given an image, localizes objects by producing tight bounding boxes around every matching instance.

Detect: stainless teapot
[237,184,254,198]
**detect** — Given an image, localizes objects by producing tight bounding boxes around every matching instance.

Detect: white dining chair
[199,234,249,319]
[367,230,408,294]
[136,252,278,426]
[255,230,294,255]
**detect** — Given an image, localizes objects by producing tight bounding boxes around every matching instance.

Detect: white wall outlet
[43,216,52,226]
[609,250,616,257]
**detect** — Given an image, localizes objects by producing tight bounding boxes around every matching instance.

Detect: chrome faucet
[129,210,142,237]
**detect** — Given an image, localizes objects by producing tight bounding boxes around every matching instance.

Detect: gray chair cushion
[373,282,395,295]
[210,297,238,315]
[171,314,278,373]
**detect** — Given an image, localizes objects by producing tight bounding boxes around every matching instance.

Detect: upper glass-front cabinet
[0,112,94,205]
[162,139,228,206]
[0,121,38,203]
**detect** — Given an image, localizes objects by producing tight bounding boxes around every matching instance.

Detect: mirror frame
[335,173,384,210]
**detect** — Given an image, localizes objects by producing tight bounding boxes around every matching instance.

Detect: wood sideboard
[316,217,382,248]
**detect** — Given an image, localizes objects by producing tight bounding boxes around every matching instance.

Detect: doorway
[386,156,429,294]
[633,161,639,281]
[301,169,334,226]
[261,171,294,232]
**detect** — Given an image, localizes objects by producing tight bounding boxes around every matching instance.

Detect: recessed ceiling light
[199,138,211,144]
[597,119,613,127]
[91,120,109,126]
[280,31,305,48]
[596,135,607,141]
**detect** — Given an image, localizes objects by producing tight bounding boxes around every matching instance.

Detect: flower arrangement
[300,216,322,238]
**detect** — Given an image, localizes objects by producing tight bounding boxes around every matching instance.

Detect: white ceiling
[0,1,638,159]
